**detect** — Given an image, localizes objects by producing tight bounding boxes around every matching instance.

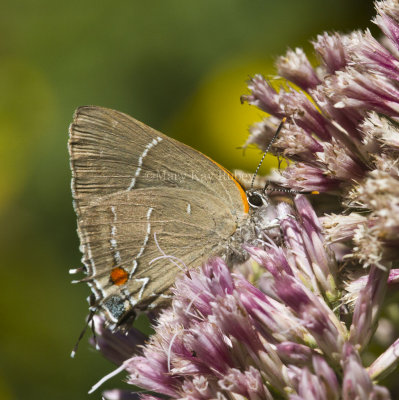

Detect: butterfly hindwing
[77,188,237,323]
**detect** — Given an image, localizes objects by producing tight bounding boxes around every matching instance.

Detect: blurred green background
[0,1,377,399]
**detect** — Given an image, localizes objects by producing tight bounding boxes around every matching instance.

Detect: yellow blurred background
[0,1,376,399]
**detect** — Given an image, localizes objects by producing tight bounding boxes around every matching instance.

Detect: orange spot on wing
[110,267,128,286]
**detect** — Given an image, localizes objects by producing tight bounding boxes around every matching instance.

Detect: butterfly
[69,106,287,329]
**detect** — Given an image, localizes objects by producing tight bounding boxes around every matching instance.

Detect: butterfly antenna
[250,117,286,189]
[264,185,319,195]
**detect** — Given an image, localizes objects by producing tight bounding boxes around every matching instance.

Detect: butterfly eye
[247,192,263,208]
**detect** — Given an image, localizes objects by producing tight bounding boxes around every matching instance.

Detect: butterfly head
[246,188,270,210]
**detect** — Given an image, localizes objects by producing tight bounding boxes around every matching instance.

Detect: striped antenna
[250,117,286,189]
[264,184,319,195]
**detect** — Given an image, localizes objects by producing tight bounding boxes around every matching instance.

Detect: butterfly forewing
[69,106,246,214]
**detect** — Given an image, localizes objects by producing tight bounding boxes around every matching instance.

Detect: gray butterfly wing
[77,188,237,324]
[69,106,248,216]
[69,106,249,325]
